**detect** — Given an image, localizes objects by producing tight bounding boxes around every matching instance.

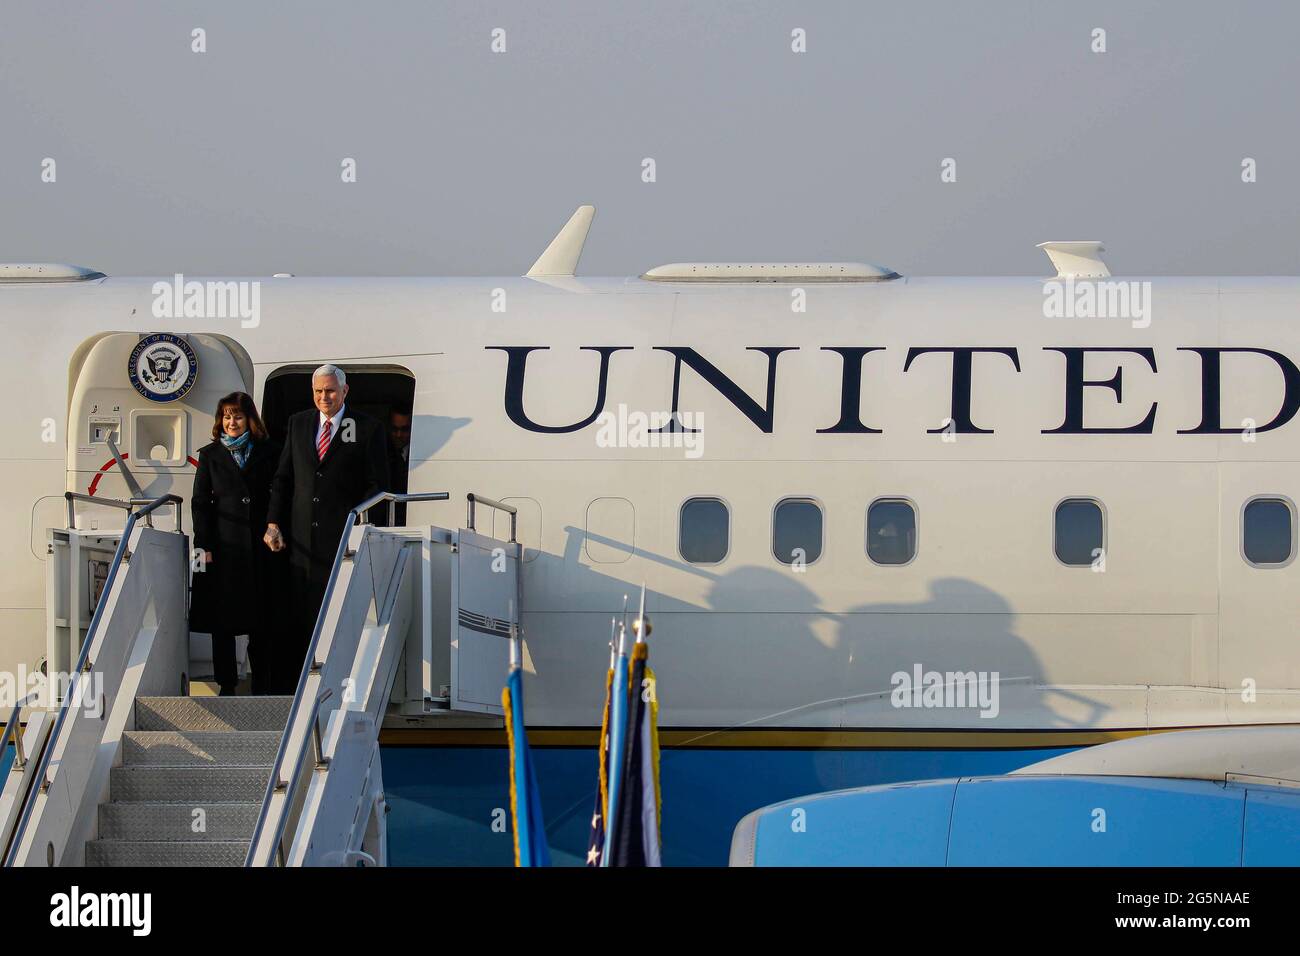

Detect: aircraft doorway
[261,365,415,523]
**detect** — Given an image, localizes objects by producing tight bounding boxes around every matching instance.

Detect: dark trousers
[275,573,327,695]
[212,629,271,695]
[212,632,239,693]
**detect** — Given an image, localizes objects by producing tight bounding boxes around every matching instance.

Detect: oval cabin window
[679,498,729,565]
[1054,498,1104,567]
[773,498,823,566]
[1243,497,1294,567]
[867,499,917,565]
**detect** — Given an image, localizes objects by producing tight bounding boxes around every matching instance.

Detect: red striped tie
[317,418,332,460]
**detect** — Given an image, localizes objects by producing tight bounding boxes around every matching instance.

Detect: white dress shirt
[316,406,346,450]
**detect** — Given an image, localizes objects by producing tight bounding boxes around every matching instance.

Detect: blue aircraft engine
[730,774,1300,866]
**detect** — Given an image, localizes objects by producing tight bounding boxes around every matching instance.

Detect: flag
[503,665,551,867]
[609,640,662,865]
[585,662,615,866]
[599,632,632,865]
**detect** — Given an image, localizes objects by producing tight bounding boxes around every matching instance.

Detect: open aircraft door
[53,332,253,676]
[66,332,253,524]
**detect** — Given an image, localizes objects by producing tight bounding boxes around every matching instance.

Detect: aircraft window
[585,497,635,564]
[1054,498,1104,567]
[773,498,823,566]
[679,498,730,564]
[867,499,917,565]
[1243,497,1294,567]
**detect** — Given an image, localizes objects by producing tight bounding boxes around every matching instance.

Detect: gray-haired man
[265,365,389,691]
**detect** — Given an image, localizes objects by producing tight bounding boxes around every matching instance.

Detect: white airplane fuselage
[3,272,1299,744]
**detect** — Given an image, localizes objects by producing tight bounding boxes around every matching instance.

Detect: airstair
[86,695,291,865]
[1,490,523,867]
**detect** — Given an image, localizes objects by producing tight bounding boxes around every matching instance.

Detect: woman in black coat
[191,392,287,695]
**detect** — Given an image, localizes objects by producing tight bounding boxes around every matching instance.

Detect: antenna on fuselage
[526,205,594,277]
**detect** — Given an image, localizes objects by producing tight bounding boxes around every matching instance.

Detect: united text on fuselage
[489,345,1300,436]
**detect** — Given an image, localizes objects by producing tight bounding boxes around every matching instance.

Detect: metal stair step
[109,765,272,803]
[98,802,261,841]
[85,840,249,868]
[122,730,281,767]
[135,696,292,732]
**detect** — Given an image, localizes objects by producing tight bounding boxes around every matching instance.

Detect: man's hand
[264,524,284,552]
[204,551,213,565]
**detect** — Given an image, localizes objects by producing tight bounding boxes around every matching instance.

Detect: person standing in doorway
[191,392,287,695]
[264,365,389,692]
[384,407,412,525]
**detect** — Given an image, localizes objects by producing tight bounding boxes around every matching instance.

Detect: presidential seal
[128,333,198,402]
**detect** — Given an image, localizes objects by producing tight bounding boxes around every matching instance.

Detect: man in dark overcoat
[265,364,389,690]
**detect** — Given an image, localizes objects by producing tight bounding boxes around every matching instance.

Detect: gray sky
[2,1,1296,277]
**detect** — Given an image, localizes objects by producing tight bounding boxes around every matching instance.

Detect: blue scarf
[221,430,253,468]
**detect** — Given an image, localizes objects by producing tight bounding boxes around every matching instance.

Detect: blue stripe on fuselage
[380,744,1078,866]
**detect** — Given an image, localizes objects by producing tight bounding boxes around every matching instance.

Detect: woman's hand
[204,551,213,565]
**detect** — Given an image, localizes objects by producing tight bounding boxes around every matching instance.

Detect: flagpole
[601,595,632,865]
[502,598,550,866]
[585,616,619,867]
[608,583,660,866]
[634,583,647,644]
[508,597,520,670]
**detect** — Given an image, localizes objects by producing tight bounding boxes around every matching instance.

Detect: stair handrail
[3,493,183,867]
[0,692,38,774]
[273,687,333,865]
[0,691,41,862]
[63,491,132,529]
[466,493,518,542]
[245,490,448,867]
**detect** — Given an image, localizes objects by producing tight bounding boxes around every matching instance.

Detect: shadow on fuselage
[400,518,1110,866]
[535,528,1107,736]
[411,414,471,458]
[838,578,1109,731]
